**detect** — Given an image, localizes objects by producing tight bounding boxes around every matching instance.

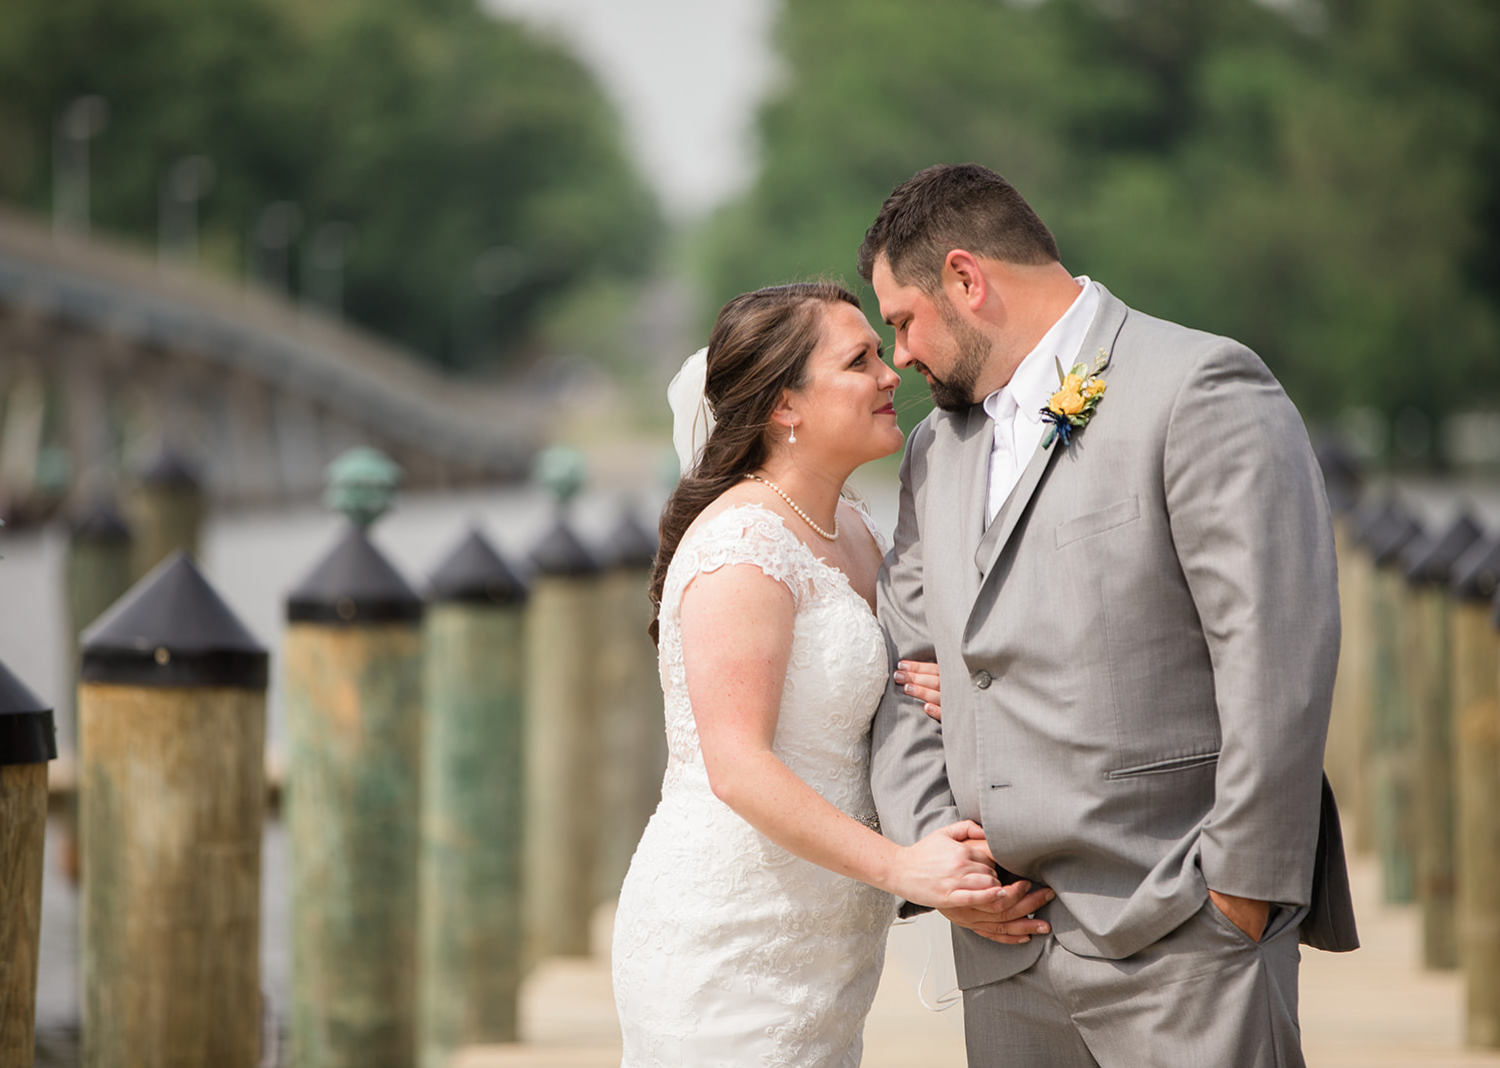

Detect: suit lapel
[968,285,1132,589]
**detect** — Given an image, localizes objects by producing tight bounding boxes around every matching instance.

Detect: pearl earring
[788,422,797,444]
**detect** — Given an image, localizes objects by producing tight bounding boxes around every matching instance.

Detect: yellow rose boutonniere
[1041,349,1110,448]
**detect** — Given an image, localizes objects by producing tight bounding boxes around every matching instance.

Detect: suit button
[974,671,992,689]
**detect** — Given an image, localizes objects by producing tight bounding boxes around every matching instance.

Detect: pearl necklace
[744,474,839,541]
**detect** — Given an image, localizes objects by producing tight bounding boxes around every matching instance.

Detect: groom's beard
[925,301,992,411]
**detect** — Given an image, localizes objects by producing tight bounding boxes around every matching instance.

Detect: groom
[864,164,1356,1066]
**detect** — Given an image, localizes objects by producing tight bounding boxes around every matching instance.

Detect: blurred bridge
[0,207,543,522]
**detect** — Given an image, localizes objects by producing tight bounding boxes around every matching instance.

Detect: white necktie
[986,392,1019,526]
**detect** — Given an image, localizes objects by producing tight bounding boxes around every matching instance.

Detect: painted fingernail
[893,671,907,684]
[1038,924,1050,933]
[904,684,916,695]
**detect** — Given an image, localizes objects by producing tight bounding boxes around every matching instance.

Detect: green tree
[0,0,661,371]
[286,0,660,367]
[698,0,1500,447]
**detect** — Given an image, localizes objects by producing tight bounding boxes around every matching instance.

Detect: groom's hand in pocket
[1207,888,1271,942]
[940,880,1056,945]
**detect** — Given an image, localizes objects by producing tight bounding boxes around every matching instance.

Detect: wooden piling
[418,529,528,1068]
[285,521,424,1068]
[1317,443,1362,822]
[0,661,56,1068]
[128,448,205,582]
[61,500,133,880]
[67,501,134,643]
[596,509,664,905]
[78,552,268,1068]
[1341,501,1383,855]
[1404,514,1482,970]
[524,512,601,963]
[1369,505,1422,903]
[1453,535,1500,1044]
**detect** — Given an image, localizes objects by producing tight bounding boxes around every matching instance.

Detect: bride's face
[783,301,904,467]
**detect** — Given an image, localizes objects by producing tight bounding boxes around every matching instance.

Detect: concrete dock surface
[455,852,1500,1068]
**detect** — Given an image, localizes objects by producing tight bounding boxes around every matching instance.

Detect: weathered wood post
[66,500,134,662]
[1343,499,1385,854]
[596,507,664,905]
[1369,502,1422,903]
[418,528,528,1067]
[284,447,424,1068]
[1404,512,1483,970]
[78,551,268,1068]
[0,659,57,1068]
[128,447,205,582]
[61,500,133,879]
[524,447,602,963]
[1317,442,1363,817]
[1453,534,1500,1044]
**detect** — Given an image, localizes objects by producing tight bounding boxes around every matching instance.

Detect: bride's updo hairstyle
[648,281,861,644]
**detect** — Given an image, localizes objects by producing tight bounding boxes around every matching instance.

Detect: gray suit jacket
[871,285,1356,990]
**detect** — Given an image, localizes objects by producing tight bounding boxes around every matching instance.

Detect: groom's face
[872,256,991,412]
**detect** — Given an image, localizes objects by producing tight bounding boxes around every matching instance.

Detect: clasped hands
[892,661,1052,945]
[921,821,1055,946]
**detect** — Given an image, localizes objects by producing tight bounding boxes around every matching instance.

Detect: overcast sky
[482,0,779,220]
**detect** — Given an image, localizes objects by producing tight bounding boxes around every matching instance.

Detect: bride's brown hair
[648,281,861,644]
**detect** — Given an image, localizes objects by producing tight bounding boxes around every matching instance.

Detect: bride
[612,282,1052,1066]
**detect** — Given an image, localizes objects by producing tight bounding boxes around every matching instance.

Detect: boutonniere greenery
[1040,349,1110,449]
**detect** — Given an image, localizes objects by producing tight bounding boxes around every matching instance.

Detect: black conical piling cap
[1370,506,1422,568]
[1314,439,1361,515]
[1348,499,1388,549]
[1398,531,1433,580]
[530,517,599,577]
[1405,512,1484,586]
[429,528,527,606]
[81,551,268,689]
[140,448,201,491]
[287,525,423,624]
[603,510,658,571]
[1453,534,1500,604]
[71,500,131,545]
[0,659,56,765]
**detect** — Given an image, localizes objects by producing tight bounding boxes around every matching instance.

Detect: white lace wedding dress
[612,503,899,1067]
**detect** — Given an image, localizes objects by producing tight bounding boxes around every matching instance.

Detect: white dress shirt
[983,277,1100,525]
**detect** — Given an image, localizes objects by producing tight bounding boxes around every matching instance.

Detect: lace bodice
[656,504,888,823]
[613,503,898,1067]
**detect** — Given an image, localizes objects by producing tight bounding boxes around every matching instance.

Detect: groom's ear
[943,249,988,313]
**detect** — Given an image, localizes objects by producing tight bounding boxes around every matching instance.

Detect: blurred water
[0,482,667,756]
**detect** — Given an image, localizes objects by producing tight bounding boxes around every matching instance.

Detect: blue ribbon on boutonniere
[1040,349,1110,449]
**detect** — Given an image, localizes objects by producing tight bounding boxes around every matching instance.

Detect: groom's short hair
[857,163,1060,292]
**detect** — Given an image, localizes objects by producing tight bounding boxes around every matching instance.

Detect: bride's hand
[887,820,1007,910]
[893,660,942,721]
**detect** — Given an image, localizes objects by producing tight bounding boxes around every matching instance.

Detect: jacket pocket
[1055,496,1141,549]
[1106,751,1220,780]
